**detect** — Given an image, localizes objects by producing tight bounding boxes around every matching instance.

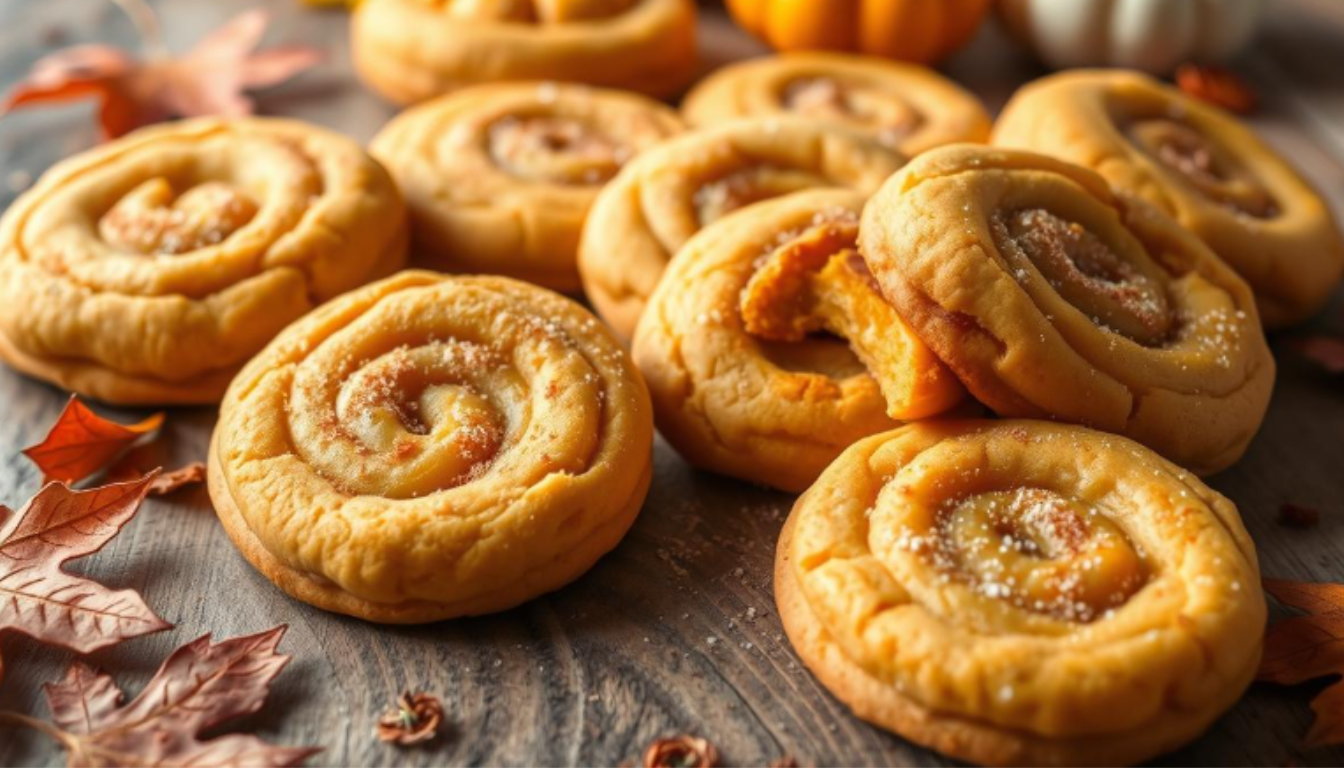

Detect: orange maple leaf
[1258,579,1344,748]
[0,7,320,139]
[22,396,164,485]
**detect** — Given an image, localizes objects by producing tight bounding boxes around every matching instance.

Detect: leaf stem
[109,0,168,59]
[0,709,72,745]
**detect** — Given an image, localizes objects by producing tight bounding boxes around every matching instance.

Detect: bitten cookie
[371,82,683,291]
[860,145,1274,475]
[633,189,962,492]
[0,117,407,405]
[682,52,991,155]
[777,420,1265,766]
[352,0,698,104]
[578,116,906,339]
[993,70,1344,327]
[208,271,654,623]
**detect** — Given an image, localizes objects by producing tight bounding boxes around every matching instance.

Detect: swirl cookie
[208,271,653,623]
[0,118,406,405]
[633,189,962,492]
[371,83,683,292]
[860,146,1274,475]
[578,117,905,339]
[351,0,698,105]
[776,420,1265,766]
[993,70,1344,327]
[682,52,991,155]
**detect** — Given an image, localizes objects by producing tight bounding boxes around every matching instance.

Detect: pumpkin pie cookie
[208,271,653,623]
[859,145,1273,475]
[578,116,905,339]
[993,70,1344,327]
[682,52,991,155]
[633,189,962,492]
[777,419,1265,766]
[352,0,698,104]
[371,82,683,292]
[0,118,407,405]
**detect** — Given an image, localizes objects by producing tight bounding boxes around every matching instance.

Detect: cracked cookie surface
[632,189,962,493]
[579,116,905,339]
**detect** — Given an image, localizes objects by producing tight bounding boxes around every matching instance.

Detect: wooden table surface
[1,1,1343,766]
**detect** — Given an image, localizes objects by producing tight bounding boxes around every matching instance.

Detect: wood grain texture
[1,1,1342,765]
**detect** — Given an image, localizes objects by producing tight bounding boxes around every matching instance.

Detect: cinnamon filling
[99,179,258,255]
[1129,119,1277,218]
[488,115,630,185]
[693,165,826,226]
[992,209,1173,346]
[932,488,1147,623]
[446,0,634,24]
[782,77,920,147]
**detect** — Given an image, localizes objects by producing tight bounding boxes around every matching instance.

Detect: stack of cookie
[2,6,1341,763]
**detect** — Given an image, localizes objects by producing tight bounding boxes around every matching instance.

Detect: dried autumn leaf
[0,6,320,139]
[1,626,320,767]
[1258,579,1344,748]
[376,691,444,746]
[1176,63,1257,114]
[22,396,163,485]
[643,735,719,768]
[0,474,171,684]
[1295,335,1344,375]
[107,450,207,497]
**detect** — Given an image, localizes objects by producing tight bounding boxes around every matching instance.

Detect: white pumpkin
[997,0,1264,75]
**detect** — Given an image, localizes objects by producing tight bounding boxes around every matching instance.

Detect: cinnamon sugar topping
[489,114,630,185]
[894,487,1148,623]
[100,179,258,255]
[993,209,1173,346]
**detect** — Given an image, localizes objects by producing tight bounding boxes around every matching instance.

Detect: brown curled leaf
[376,691,444,746]
[643,735,719,768]
[3,626,321,766]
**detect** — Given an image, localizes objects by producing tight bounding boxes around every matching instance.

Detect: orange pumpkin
[726,0,991,64]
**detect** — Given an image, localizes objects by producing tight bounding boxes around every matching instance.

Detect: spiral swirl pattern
[993,70,1344,328]
[682,52,991,155]
[208,271,654,623]
[372,82,683,291]
[860,145,1274,475]
[0,118,407,405]
[634,189,962,492]
[776,420,1265,766]
[578,116,906,339]
[351,0,698,104]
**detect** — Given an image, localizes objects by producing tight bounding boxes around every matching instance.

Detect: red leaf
[0,9,319,139]
[0,474,172,684]
[1176,63,1258,114]
[37,627,321,767]
[23,396,163,485]
[1258,579,1344,748]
